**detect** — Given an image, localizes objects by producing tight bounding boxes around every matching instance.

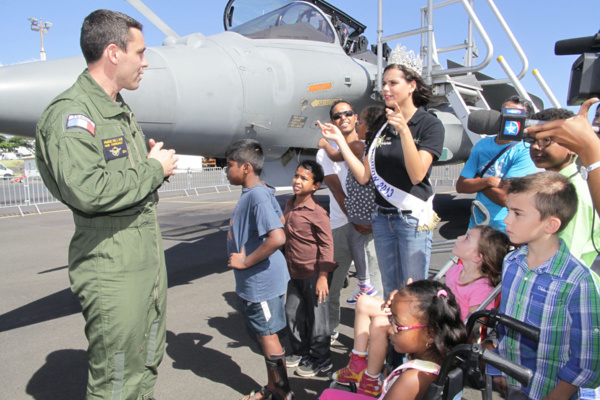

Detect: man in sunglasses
[316,100,382,345]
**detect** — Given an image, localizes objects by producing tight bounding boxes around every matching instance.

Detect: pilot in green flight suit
[35,10,177,400]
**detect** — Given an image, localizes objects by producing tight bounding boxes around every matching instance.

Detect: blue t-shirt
[227,184,289,303]
[460,137,537,231]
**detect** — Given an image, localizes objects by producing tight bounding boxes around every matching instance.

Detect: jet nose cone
[0,57,85,137]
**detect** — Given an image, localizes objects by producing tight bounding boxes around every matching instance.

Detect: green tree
[0,136,33,152]
[7,136,33,151]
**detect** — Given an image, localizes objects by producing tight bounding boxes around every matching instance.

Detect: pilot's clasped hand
[386,102,410,136]
[148,138,178,177]
[317,121,344,143]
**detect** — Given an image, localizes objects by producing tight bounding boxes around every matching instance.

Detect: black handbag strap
[480,141,519,177]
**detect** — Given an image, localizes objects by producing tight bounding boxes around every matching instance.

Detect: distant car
[0,162,14,179]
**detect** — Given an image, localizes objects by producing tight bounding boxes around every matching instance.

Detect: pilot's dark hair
[531,108,575,122]
[507,171,577,234]
[503,95,535,118]
[360,105,387,149]
[81,9,143,64]
[225,139,264,175]
[329,100,356,120]
[297,160,324,185]
[383,64,431,108]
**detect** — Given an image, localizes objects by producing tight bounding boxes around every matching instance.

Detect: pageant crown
[388,44,423,76]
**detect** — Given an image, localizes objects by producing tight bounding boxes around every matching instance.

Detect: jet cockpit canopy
[223,0,369,54]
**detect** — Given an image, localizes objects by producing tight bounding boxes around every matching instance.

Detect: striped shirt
[487,241,600,400]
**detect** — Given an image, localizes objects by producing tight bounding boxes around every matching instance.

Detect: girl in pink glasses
[320,280,466,400]
[329,225,508,397]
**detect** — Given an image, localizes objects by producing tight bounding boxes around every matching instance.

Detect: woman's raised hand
[317,121,344,143]
[386,102,410,136]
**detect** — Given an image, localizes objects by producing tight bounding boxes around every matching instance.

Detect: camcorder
[467,30,600,142]
[555,30,600,105]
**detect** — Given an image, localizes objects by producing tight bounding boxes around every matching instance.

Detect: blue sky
[0,0,598,112]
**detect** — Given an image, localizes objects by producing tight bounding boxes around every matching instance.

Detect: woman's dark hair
[395,280,467,361]
[470,225,509,287]
[360,105,387,149]
[383,64,431,108]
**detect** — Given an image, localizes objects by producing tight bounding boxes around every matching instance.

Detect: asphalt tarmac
[0,184,492,400]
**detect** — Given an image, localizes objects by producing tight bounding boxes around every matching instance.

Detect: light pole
[27,18,52,61]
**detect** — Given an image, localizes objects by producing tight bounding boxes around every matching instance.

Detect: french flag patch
[66,114,96,136]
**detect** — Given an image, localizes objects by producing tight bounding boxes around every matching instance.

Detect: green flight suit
[35,70,167,400]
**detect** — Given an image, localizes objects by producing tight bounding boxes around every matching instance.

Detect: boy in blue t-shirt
[225,139,293,400]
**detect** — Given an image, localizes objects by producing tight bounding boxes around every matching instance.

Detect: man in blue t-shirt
[456,96,538,231]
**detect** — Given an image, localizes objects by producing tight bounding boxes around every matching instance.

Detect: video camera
[467,108,543,141]
[555,31,600,105]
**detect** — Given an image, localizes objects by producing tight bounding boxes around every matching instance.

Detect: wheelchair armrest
[482,349,533,387]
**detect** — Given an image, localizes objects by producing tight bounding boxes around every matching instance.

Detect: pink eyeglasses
[388,314,428,333]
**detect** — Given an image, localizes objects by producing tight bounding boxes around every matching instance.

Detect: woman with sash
[318,45,445,298]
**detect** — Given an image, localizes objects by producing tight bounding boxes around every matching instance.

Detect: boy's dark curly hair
[395,280,468,361]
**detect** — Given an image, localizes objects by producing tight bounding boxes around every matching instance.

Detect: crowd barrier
[0,165,462,216]
[0,167,231,216]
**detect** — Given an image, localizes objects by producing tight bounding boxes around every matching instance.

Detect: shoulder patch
[66,114,95,136]
[102,136,129,161]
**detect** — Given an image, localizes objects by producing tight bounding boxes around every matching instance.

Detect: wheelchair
[422,309,539,400]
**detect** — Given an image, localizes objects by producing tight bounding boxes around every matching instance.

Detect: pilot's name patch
[66,114,96,136]
[102,136,128,161]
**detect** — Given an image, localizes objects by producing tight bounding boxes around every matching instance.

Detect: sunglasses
[388,314,428,333]
[332,110,355,120]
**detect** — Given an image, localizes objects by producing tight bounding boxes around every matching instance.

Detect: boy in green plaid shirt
[487,172,600,400]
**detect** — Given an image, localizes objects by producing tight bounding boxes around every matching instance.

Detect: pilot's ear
[106,44,120,65]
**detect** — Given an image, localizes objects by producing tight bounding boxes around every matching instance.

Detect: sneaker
[357,373,382,398]
[330,330,339,344]
[296,356,333,377]
[331,352,368,384]
[286,354,303,368]
[346,284,378,304]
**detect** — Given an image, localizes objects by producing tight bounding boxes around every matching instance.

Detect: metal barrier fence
[0,165,462,216]
[429,163,464,186]
[0,167,231,216]
[160,167,231,196]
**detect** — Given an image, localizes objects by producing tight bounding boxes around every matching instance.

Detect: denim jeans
[371,208,433,299]
[346,227,382,297]
[328,223,353,332]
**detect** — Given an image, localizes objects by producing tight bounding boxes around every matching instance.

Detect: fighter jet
[0,0,543,185]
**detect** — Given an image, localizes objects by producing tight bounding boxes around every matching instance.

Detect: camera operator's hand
[524,98,600,167]
[525,98,600,212]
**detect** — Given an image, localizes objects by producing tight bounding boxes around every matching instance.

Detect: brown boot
[265,352,294,400]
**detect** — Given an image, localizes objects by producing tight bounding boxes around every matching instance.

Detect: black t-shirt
[372,107,445,208]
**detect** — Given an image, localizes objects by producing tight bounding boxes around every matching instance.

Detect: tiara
[388,44,423,76]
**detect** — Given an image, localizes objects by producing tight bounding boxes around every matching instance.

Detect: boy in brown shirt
[283,160,337,377]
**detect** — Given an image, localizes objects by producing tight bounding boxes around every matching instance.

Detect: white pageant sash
[368,122,439,230]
